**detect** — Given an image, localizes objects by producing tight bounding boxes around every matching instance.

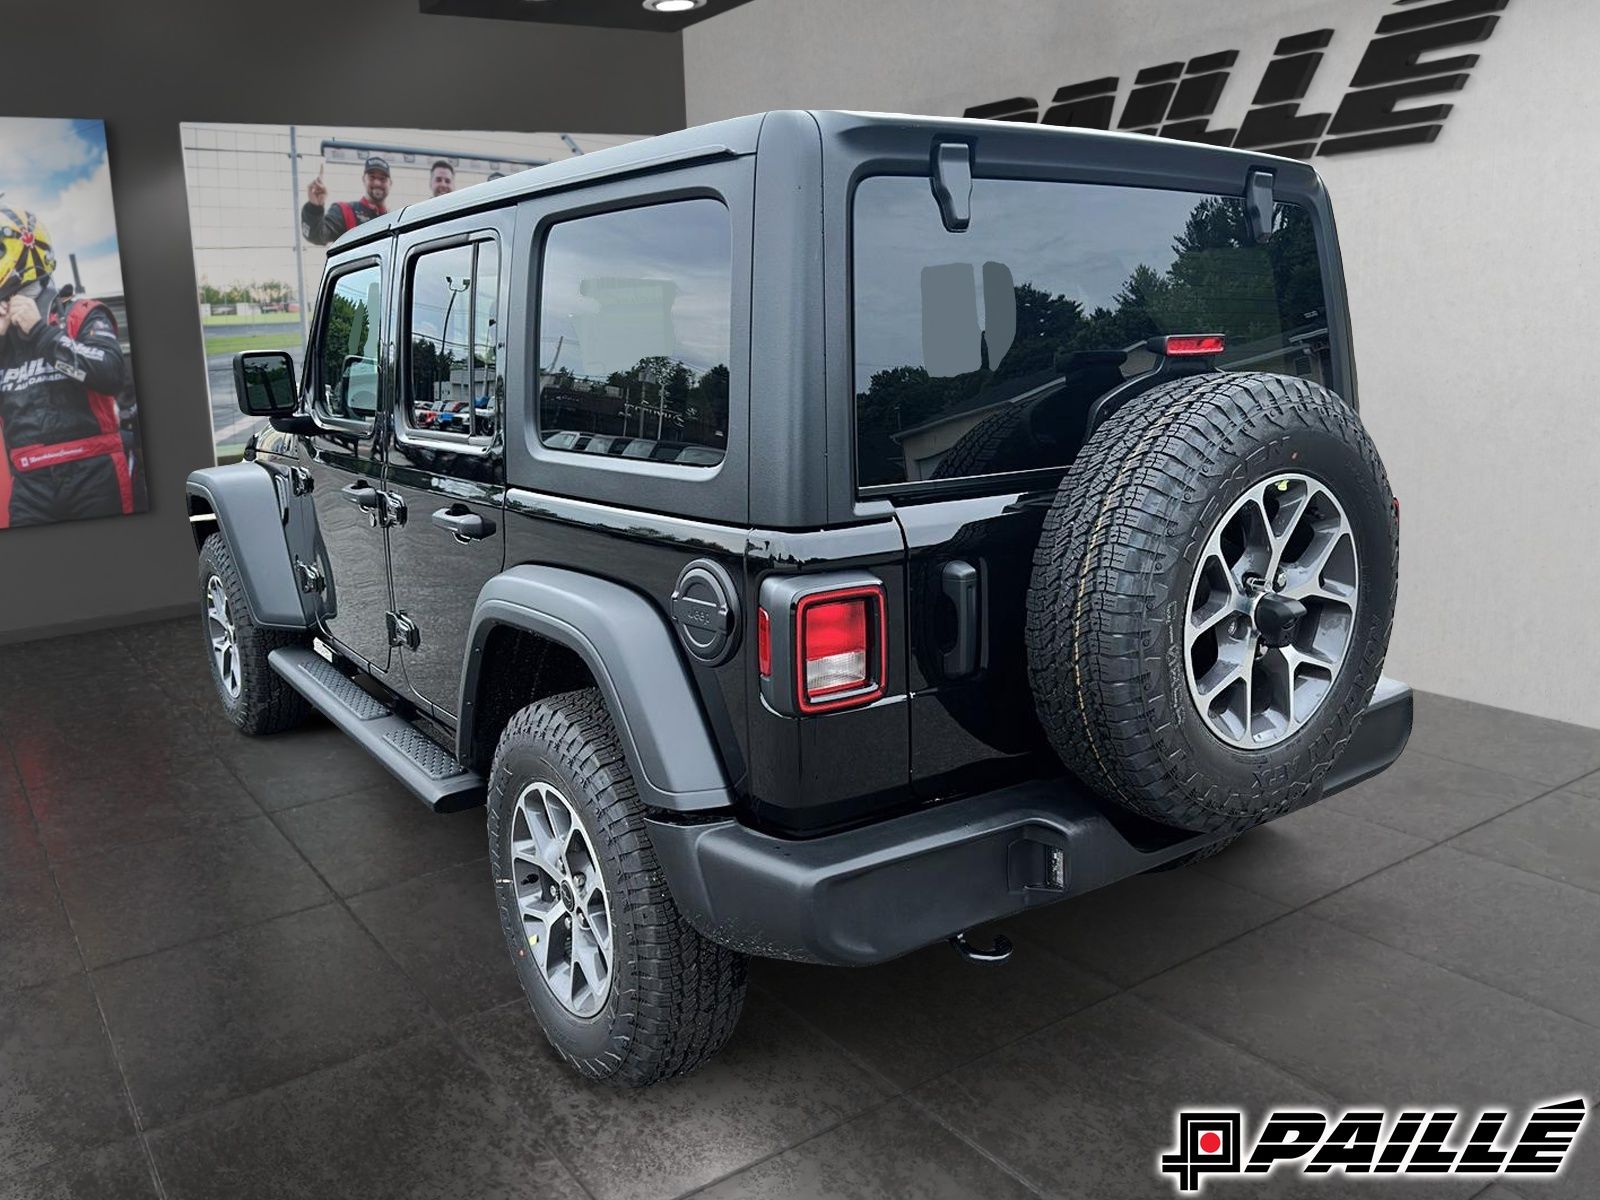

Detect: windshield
[852,176,1331,489]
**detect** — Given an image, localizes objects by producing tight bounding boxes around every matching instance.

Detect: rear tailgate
[849,166,1341,802]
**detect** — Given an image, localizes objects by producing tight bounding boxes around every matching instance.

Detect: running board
[267,647,484,812]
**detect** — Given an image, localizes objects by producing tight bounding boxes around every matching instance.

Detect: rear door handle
[941,560,980,678]
[431,506,495,543]
[340,481,379,509]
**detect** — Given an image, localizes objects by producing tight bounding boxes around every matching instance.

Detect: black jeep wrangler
[189,111,1409,1086]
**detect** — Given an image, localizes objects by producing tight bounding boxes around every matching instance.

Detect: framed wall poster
[0,117,145,530]
[179,122,642,462]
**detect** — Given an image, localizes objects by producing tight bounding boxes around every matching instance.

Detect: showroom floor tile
[750,931,1117,1090]
[456,990,889,1200]
[51,815,332,967]
[1,619,1597,1198]
[1450,788,1600,895]
[91,903,436,1126]
[146,1033,587,1200]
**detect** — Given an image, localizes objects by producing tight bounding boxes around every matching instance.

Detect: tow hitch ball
[950,930,1014,964]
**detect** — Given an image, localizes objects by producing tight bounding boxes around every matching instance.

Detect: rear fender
[460,565,734,813]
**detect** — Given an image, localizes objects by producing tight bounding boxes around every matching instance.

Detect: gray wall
[684,0,1600,728]
[0,0,683,642]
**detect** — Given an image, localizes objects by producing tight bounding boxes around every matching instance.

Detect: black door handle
[340,481,379,509]
[431,506,495,542]
[941,560,980,678]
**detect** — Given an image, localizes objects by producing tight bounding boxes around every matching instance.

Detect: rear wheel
[197,532,311,735]
[1026,372,1398,835]
[488,688,747,1086]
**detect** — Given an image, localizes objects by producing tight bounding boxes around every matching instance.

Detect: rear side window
[537,199,732,466]
[852,176,1331,489]
[405,240,500,440]
[317,263,383,423]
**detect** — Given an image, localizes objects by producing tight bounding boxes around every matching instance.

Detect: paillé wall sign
[962,0,1509,158]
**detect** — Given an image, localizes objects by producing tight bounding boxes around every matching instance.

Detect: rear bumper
[649,677,1412,966]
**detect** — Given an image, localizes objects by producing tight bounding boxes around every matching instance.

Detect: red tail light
[757,607,771,678]
[1154,333,1226,357]
[795,586,885,713]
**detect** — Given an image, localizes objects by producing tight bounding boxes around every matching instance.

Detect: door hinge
[386,610,421,650]
[294,559,326,594]
[289,466,315,496]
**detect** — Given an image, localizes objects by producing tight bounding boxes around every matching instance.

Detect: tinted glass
[853,177,1330,488]
[537,199,731,466]
[407,241,500,439]
[318,264,382,421]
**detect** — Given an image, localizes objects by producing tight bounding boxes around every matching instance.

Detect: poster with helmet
[0,117,145,530]
[179,123,641,463]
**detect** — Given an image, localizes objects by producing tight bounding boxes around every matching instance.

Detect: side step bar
[268,647,484,812]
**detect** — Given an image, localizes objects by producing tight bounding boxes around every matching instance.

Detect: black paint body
[234,110,1360,840]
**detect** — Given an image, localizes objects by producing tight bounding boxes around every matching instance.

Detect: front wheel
[197,532,311,735]
[488,688,747,1086]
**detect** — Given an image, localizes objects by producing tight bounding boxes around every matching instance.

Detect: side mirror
[234,351,299,417]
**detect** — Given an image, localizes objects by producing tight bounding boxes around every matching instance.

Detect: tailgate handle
[941,560,980,678]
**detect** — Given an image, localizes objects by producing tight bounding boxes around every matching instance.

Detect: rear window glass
[537,199,732,467]
[852,176,1330,489]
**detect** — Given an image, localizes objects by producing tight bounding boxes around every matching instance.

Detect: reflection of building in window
[539,357,726,449]
[536,197,733,464]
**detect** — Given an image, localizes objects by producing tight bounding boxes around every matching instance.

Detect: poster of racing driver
[0,117,146,530]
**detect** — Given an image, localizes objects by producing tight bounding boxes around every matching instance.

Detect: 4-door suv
[189,111,1409,1086]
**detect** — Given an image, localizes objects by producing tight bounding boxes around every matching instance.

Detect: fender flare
[186,464,310,630]
[460,565,734,813]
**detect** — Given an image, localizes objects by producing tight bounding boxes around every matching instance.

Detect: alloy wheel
[1184,473,1359,749]
[510,781,614,1017]
[204,575,241,700]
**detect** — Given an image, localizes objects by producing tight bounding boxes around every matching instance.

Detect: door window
[316,263,383,424]
[405,240,501,440]
[536,199,732,466]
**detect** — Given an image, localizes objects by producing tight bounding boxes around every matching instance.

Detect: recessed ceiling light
[643,0,706,12]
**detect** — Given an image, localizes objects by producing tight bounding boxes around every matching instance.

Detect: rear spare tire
[1026,372,1397,834]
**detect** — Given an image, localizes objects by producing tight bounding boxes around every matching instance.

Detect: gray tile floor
[1,617,1597,1199]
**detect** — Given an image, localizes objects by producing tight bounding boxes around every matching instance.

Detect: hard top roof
[329,109,1313,252]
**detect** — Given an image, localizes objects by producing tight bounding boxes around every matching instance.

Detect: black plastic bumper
[649,677,1412,966]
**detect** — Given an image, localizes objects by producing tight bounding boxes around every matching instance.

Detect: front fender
[461,566,733,813]
[187,464,310,630]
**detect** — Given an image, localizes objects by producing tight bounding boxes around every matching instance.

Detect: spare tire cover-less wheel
[1025,372,1398,835]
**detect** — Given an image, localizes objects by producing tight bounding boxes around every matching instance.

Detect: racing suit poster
[0,117,145,530]
[179,123,641,463]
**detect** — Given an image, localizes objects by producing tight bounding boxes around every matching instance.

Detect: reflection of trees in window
[857,197,1324,485]
[322,293,365,384]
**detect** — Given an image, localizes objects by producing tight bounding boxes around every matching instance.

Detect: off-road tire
[488,688,747,1086]
[197,532,311,735]
[1026,372,1398,835]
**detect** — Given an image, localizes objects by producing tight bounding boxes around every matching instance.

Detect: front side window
[406,240,500,439]
[537,199,732,466]
[317,263,383,422]
[852,176,1331,489]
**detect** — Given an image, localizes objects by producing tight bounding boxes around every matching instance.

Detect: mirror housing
[234,351,299,417]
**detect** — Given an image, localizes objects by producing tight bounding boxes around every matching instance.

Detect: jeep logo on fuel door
[963,0,1509,159]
